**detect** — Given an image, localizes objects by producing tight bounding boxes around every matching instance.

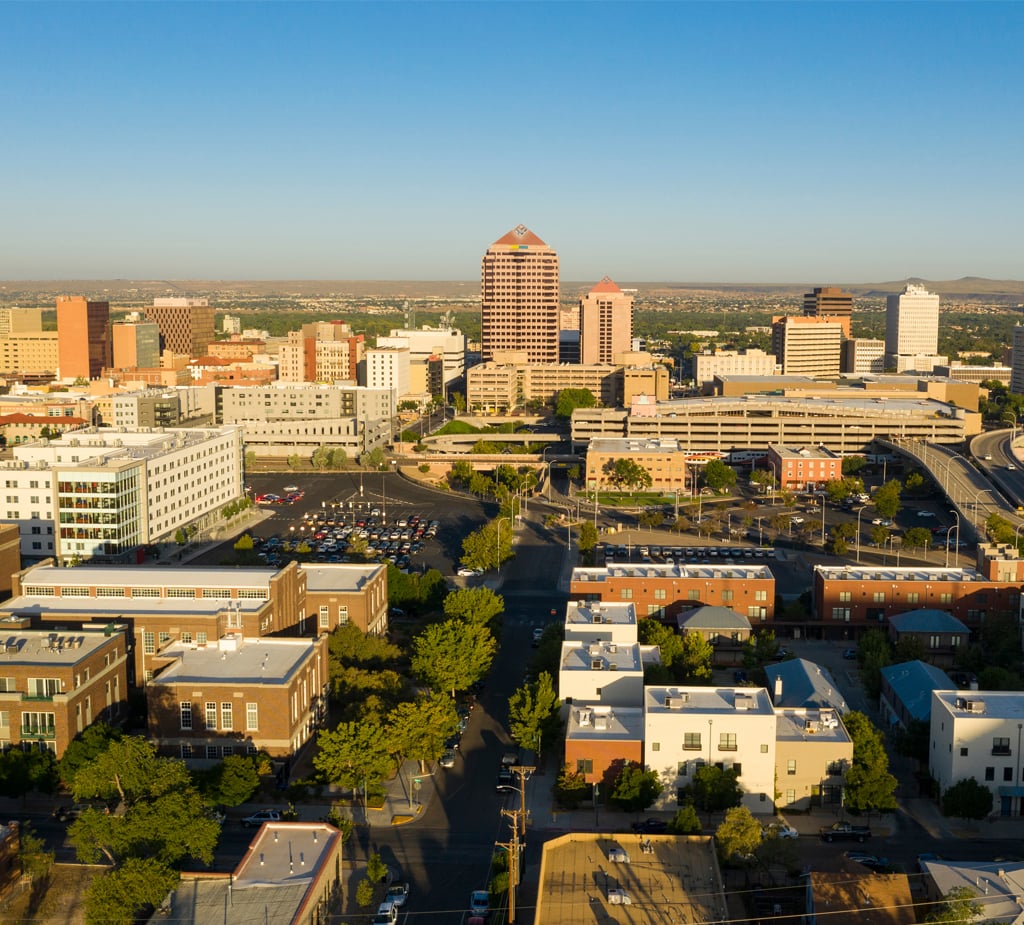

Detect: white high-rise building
[377,326,465,385]
[362,348,410,414]
[885,283,940,366]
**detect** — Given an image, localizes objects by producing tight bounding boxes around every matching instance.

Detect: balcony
[22,693,55,702]
[21,726,56,740]
[992,747,1012,757]
[718,744,738,752]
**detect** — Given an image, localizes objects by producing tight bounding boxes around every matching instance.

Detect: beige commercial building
[771,315,844,377]
[481,224,559,363]
[693,348,778,388]
[278,321,364,384]
[146,297,216,359]
[0,332,59,377]
[586,437,689,492]
[579,277,633,365]
[842,338,886,374]
[467,355,621,412]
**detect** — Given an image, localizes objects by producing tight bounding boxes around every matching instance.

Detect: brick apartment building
[564,704,643,789]
[813,564,1020,637]
[0,619,129,755]
[766,444,842,491]
[570,564,775,623]
[147,633,329,763]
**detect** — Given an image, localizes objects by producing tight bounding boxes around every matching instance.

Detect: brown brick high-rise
[56,296,110,380]
[481,225,559,363]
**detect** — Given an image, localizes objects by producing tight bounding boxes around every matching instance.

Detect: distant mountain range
[1,276,1022,302]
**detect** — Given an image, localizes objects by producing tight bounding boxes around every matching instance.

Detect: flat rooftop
[564,601,636,628]
[774,708,851,744]
[561,641,641,673]
[645,686,774,716]
[815,565,988,582]
[589,437,685,453]
[933,690,1024,720]
[300,563,383,592]
[0,625,121,665]
[534,832,726,925]
[769,444,840,459]
[0,596,265,618]
[17,563,279,592]
[566,705,644,741]
[152,637,316,685]
[572,563,773,582]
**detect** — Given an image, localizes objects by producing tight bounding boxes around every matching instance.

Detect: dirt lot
[0,863,105,925]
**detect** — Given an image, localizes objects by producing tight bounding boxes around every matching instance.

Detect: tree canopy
[676,631,714,684]
[703,459,737,492]
[460,518,514,571]
[608,762,663,813]
[605,457,653,491]
[715,806,762,862]
[685,765,742,815]
[554,388,597,419]
[508,672,561,757]
[84,857,180,925]
[842,711,898,814]
[314,719,395,791]
[924,886,983,925]
[872,479,902,519]
[411,619,496,697]
[941,777,993,821]
[443,586,505,626]
[387,693,460,771]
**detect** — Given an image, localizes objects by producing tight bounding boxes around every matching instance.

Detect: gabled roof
[889,608,969,634]
[677,605,751,631]
[880,660,953,722]
[492,224,547,247]
[589,276,622,294]
[764,658,849,713]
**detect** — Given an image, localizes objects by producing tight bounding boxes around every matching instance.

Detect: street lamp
[855,506,866,563]
[542,446,557,502]
[947,511,960,568]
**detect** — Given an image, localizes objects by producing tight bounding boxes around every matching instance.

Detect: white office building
[362,348,411,414]
[559,640,653,708]
[885,283,940,366]
[644,686,777,812]
[562,601,638,646]
[930,690,1024,817]
[1,426,243,562]
[377,326,466,385]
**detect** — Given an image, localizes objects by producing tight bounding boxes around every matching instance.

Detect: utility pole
[497,808,523,924]
[510,765,535,837]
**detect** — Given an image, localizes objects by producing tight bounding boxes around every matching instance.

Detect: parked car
[242,809,282,828]
[372,901,399,925]
[532,627,544,647]
[496,768,515,791]
[439,748,457,769]
[733,669,748,683]
[470,890,491,916]
[631,817,668,834]
[820,821,871,842]
[843,647,857,660]
[763,822,799,839]
[385,883,409,907]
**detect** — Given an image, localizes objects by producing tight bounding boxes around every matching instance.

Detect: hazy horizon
[3,3,1022,282]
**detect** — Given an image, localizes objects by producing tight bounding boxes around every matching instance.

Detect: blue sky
[2,2,1022,283]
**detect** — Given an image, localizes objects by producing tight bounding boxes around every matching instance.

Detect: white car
[241,809,282,828]
[373,901,398,925]
[457,567,483,577]
[871,518,883,525]
[763,822,799,839]
[439,748,456,768]
[916,510,936,518]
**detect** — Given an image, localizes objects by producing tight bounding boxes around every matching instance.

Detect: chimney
[773,675,783,701]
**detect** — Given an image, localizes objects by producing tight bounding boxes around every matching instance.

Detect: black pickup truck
[819,821,872,843]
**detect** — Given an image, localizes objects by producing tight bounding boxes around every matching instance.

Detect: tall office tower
[56,296,111,380]
[771,315,843,377]
[802,286,853,336]
[885,283,940,361]
[1010,326,1024,395]
[111,321,162,369]
[146,297,216,358]
[579,277,634,365]
[480,224,559,363]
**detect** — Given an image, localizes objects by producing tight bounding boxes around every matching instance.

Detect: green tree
[388,693,460,772]
[69,737,189,807]
[893,718,931,764]
[443,586,505,626]
[703,459,737,492]
[749,469,776,492]
[460,518,513,571]
[685,765,742,815]
[903,526,933,550]
[894,634,926,663]
[842,456,867,476]
[17,822,54,881]
[638,510,664,529]
[715,806,762,862]
[924,886,983,925]
[858,628,892,700]
[311,445,331,471]
[508,672,561,758]
[608,762,663,813]
[606,457,653,491]
[199,755,260,807]
[553,765,591,809]
[174,528,187,546]
[355,877,376,908]
[314,720,395,791]
[0,748,58,798]
[244,450,258,470]
[449,460,474,486]
[287,453,301,470]
[741,630,779,670]
[941,777,994,822]
[842,711,898,814]
[84,857,179,925]
[329,448,348,468]
[667,804,702,834]
[362,446,386,470]
[677,631,714,684]
[554,387,597,419]
[329,622,402,667]
[638,620,684,669]
[985,512,1016,545]
[869,524,890,548]
[873,479,902,519]
[411,619,496,697]
[576,521,599,555]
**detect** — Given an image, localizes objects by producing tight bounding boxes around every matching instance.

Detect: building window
[929,635,940,649]
[180,702,192,730]
[180,744,193,759]
[719,733,737,752]
[785,789,796,804]
[197,632,208,645]
[960,747,969,757]
[620,589,633,600]
[839,591,852,602]
[755,590,767,601]
[654,588,667,601]
[872,592,885,603]
[221,702,233,731]
[733,762,742,776]
[651,742,660,752]
[205,702,217,730]
[683,733,701,751]
[721,590,734,602]
[1004,767,1014,782]
[832,607,851,621]
[246,703,258,731]
[142,631,155,655]
[985,767,995,781]
[787,759,797,776]
[687,589,700,601]
[319,606,330,628]
[907,592,920,604]
[993,737,1011,756]
[576,758,593,774]
[206,746,219,760]
[761,744,769,753]
[940,593,952,604]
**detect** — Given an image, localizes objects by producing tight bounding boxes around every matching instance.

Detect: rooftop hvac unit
[665,695,687,709]
[588,643,602,657]
[592,613,603,624]
[591,658,603,670]
[577,708,592,726]
[607,643,617,653]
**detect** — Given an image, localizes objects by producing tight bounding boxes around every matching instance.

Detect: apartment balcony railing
[22,693,55,702]
[21,726,56,739]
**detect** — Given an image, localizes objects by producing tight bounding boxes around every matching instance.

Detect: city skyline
[2,2,1022,282]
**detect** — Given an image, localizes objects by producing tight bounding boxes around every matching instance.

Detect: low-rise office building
[301,563,388,636]
[562,600,637,645]
[585,437,689,493]
[766,445,841,491]
[644,685,777,812]
[559,640,651,708]
[571,563,775,623]
[0,619,129,755]
[930,690,1024,817]
[564,703,643,789]
[147,633,329,763]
